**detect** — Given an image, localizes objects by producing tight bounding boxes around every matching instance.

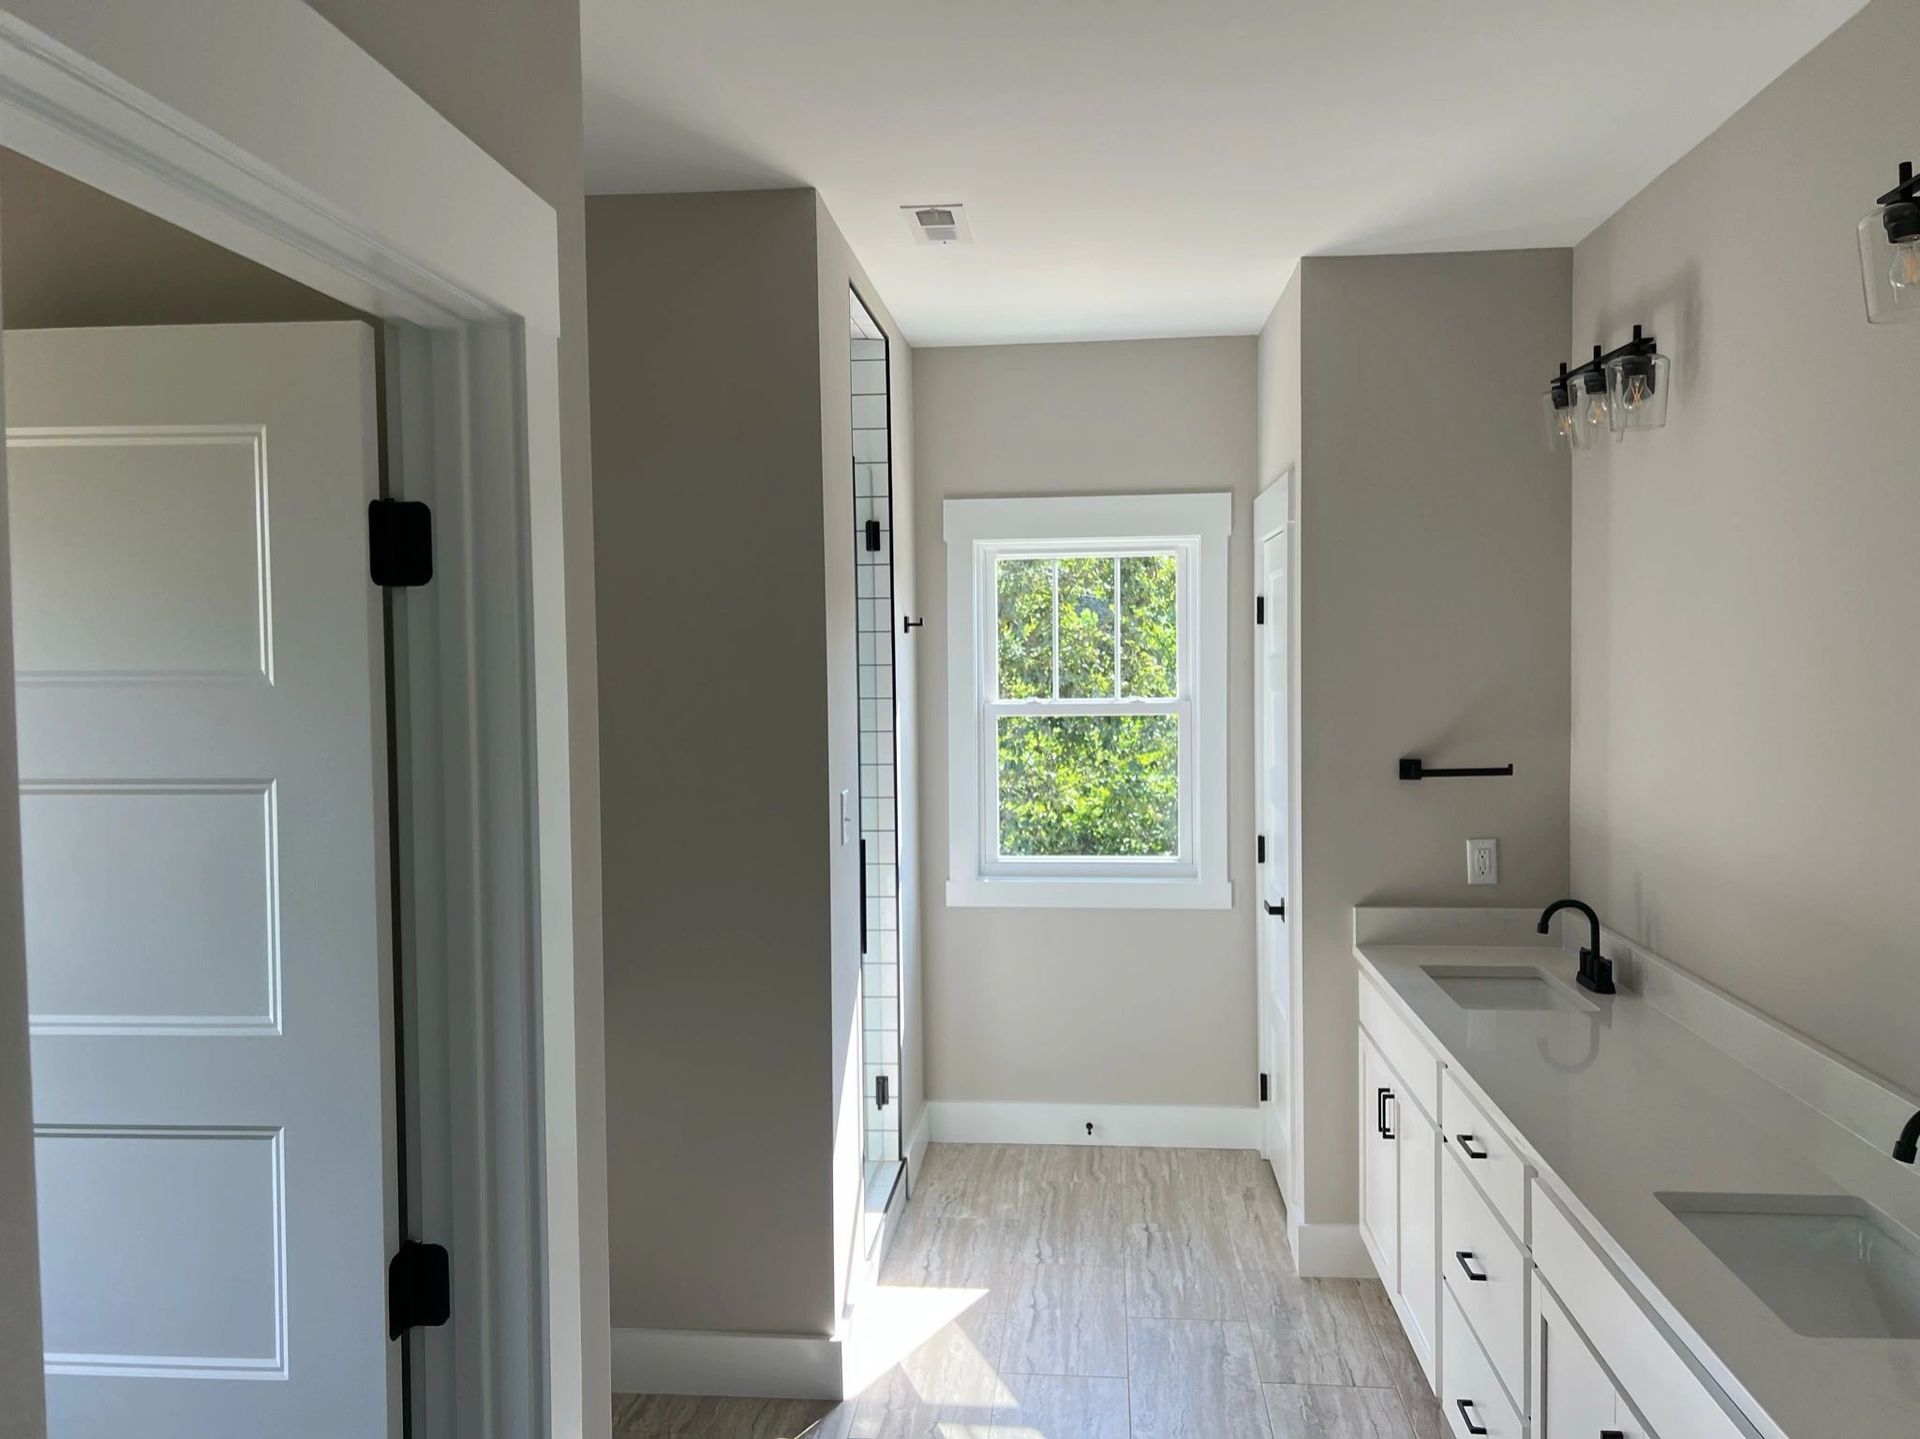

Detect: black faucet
[1538,898,1615,995]
[1897,1110,1920,1164]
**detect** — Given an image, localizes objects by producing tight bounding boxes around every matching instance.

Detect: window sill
[945,876,1234,911]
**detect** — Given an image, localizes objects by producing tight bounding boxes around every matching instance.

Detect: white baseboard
[904,1104,932,1190]
[1291,1220,1373,1279]
[610,1326,844,1400]
[927,1100,1260,1150]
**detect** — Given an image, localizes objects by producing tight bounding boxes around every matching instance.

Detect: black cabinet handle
[1377,1088,1395,1140]
[858,838,868,955]
[1265,899,1285,917]
[1455,1399,1488,1436]
[1455,1250,1489,1282]
[1601,1433,1625,1439]
[1457,1134,1489,1160]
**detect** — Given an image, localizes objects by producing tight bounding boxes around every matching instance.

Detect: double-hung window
[944,492,1232,909]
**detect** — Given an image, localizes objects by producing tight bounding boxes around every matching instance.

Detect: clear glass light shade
[1543,389,1589,451]
[1575,375,1613,443]
[1859,208,1920,324]
[1604,351,1670,432]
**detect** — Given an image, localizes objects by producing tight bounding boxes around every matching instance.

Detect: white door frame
[0,6,592,1438]
[1251,474,1303,1220]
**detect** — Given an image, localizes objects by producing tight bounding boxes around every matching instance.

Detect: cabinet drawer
[1442,1285,1524,1439]
[1359,971,1440,1122]
[1442,1144,1527,1410]
[1532,1181,1748,1439]
[1442,1069,1527,1243]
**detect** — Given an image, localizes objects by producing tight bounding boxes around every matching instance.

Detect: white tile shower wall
[852,332,901,1169]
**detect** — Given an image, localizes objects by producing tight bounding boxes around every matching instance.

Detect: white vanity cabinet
[1358,988,1442,1381]
[1532,1274,1640,1439]
[1356,952,1765,1439]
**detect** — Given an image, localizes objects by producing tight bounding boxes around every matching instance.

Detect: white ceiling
[583,1,1865,347]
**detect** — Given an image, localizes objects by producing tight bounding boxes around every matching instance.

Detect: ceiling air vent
[902,203,972,245]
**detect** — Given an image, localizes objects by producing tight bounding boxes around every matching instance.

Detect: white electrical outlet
[1467,837,1498,885]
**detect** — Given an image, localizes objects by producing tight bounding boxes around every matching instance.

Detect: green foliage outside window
[993,553,1180,858]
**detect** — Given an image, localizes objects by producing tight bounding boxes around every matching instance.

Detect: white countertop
[1354,922,1920,1439]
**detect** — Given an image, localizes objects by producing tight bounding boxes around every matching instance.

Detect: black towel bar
[1399,757,1514,781]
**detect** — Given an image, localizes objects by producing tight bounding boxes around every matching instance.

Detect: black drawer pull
[1457,1134,1489,1160]
[1455,1250,1489,1282]
[1455,1398,1488,1435]
[1376,1087,1395,1140]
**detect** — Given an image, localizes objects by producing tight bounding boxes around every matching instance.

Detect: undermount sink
[1660,1192,1920,1339]
[1421,964,1598,1014]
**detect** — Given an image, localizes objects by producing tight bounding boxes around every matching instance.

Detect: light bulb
[1890,240,1920,291]
[1622,374,1650,411]
[1586,394,1608,427]
[1558,411,1576,439]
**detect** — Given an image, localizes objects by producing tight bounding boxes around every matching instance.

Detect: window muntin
[979,544,1195,875]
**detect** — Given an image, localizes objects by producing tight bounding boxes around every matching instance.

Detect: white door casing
[11,324,394,1437]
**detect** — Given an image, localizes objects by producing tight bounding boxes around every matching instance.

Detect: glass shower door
[850,288,902,1230]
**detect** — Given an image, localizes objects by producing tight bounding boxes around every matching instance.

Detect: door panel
[8,323,394,1438]
[1533,1277,1628,1438]
[1399,1104,1439,1371]
[1360,1034,1399,1284]
[1255,527,1291,1191]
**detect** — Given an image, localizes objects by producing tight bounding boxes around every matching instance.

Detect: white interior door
[1255,525,1292,1197]
[8,323,396,1438]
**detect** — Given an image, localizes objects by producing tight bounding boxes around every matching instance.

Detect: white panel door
[1255,528,1291,1189]
[8,323,395,1438]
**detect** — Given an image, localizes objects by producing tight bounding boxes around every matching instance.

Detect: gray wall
[589,191,919,1337]
[914,337,1261,1109]
[0,151,363,328]
[1262,252,1573,1226]
[1570,0,1920,1097]
[590,190,836,1337]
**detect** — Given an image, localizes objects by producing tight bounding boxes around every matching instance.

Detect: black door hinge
[1256,595,1265,625]
[387,1240,450,1339]
[1257,834,1266,864]
[369,499,433,588]
[1259,1072,1269,1102]
[876,1073,890,1110]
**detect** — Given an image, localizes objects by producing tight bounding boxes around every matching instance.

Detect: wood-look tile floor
[612,1143,1446,1439]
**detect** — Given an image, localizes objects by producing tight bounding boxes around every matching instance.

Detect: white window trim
[944,492,1233,910]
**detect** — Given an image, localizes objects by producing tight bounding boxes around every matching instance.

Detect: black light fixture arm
[1875,160,1920,210]
[1557,324,1659,386]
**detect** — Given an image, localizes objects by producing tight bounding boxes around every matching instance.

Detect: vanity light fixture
[1859,160,1920,324]
[1545,326,1667,451]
